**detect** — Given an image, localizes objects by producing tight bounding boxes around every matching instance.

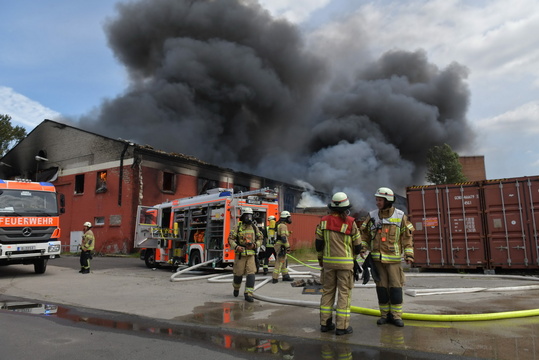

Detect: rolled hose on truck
[169,255,539,322]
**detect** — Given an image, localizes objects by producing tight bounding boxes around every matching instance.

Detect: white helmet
[328,192,351,210]
[242,207,253,215]
[280,211,291,218]
[375,187,394,202]
[268,215,276,221]
[83,221,92,228]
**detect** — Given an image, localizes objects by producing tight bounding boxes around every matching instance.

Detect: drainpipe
[118,142,130,206]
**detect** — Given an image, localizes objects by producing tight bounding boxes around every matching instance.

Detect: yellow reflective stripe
[239,250,256,256]
[320,306,333,314]
[323,257,354,265]
[380,254,402,262]
[336,308,350,318]
[341,223,348,233]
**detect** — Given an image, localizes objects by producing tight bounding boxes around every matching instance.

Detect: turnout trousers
[373,261,405,320]
[272,251,290,280]
[319,268,354,330]
[233,254,256,296]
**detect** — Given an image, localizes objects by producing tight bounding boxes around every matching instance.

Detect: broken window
[96,171,107,193]
[75,174,85,194]
[198,178,219,194]
[162,171,176,192]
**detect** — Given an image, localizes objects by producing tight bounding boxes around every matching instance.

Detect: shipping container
[482,177,539,270]
[288,213,323,250]
[406,176,539,271]
[407,183,488,270]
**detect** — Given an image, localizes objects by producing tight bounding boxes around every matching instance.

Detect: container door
[441,184,486,268]
[483,178,531,268]
[523,177,539,268]
[407,186,446,268]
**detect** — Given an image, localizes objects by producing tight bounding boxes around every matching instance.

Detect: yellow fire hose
[286,254,539,321]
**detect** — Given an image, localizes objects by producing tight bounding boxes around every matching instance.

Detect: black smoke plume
[79,0,474,208]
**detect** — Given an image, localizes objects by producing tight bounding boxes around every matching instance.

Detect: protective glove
[318,258,323,268]
[405,254,414,264]
[353,259,362,281]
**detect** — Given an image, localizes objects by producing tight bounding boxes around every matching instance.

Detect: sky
[1,0,539,187]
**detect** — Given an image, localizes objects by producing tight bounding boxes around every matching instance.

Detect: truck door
[134,206,161,249]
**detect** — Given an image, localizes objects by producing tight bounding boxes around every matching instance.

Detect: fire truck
[0,179,64,274]
[134,188,279,269]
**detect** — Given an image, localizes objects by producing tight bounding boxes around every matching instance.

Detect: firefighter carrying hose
[228,207,263,302]
[359,187,414,327]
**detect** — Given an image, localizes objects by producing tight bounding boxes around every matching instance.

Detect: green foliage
[426,143,467,185]
[0,114,27,157]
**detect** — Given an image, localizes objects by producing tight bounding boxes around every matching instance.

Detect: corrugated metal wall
[287,213,322,250]
[407,176,539,271]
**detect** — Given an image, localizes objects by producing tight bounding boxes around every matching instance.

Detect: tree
[0,114,27,157]
[425,143,467,184]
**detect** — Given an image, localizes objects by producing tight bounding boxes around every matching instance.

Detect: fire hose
[169,255,539,321]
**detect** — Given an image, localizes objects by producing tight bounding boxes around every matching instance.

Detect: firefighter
[261,215,277,275]
[80,221,95,274]
[272,211,294,283]
[359,187,414,327]
[316,192,361,335]
[228,207,263,302]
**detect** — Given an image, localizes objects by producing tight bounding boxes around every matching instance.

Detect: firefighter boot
[389,287,404,327]
[320,319,335,333]
[376,286,390,325]
[282,274,294,282]
[244,274,255,302]
[336,326,353,336]
[233,275,242,297]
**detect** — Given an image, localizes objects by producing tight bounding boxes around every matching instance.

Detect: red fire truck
[134,188,279,269]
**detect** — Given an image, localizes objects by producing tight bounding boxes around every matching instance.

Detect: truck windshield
[0,189,58,215]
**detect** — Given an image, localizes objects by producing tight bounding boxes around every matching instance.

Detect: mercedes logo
[22,227,32,237]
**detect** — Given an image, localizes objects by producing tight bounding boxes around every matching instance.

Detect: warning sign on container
[423,217,438,227]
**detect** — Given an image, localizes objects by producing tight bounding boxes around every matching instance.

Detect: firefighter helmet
[328,192,351,210]
[280,211,291,218]
[374,187,394,202]
[242,207,254,215]
[83,221,92,228]
[268,215,276,221]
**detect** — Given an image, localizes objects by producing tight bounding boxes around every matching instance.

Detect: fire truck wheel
[34,258,48,274]
[144,250,160,269]
[189,250,201,266]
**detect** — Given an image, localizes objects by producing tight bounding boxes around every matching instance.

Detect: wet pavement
[1,255,539,359]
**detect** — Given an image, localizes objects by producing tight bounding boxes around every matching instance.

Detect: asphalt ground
[2,255,539,359]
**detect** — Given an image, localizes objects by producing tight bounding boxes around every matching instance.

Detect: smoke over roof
[79,0,474,209]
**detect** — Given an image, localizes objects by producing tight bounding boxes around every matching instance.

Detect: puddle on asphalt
[5,297,539,359]
[0,298,473,360]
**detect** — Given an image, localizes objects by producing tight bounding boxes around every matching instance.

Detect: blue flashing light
[219,191,232,197]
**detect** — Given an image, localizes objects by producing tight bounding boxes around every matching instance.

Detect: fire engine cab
[134,188,279,269]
